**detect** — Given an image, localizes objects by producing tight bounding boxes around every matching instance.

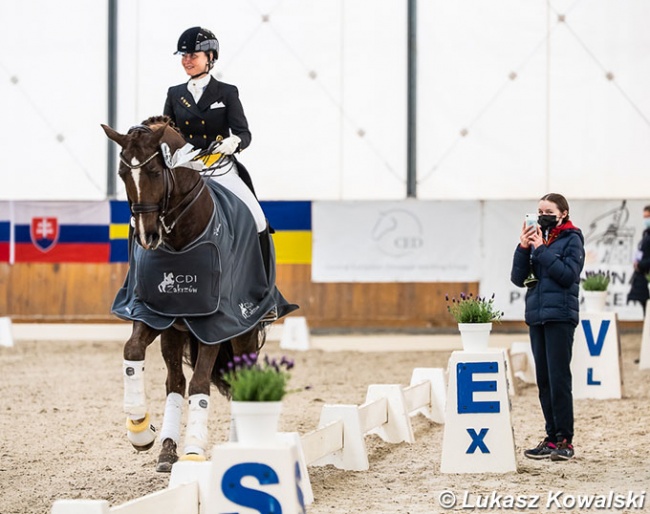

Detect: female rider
[163,26,273,286]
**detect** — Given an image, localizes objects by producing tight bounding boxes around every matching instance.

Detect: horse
[101,116,295,472]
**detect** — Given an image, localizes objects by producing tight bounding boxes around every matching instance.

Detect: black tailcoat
[163,77,255,193]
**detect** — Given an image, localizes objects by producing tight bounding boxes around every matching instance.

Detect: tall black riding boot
[258,223,272,282]
[258,223,278,322]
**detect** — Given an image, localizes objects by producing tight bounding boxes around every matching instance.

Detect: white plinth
[440,349,517,474]
[572,313,622,399]
[205,441,307,514]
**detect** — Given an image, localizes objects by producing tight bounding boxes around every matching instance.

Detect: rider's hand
[213,135,241,155]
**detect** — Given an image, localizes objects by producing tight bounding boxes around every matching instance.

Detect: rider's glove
[213,135,241,155]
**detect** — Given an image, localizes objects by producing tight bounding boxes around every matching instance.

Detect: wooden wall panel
[0,263,476,328]
[276,265,478,328]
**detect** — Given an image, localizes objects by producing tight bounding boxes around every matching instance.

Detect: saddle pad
[134,240,221,316]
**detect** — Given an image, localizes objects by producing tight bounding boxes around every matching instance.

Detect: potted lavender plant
[222,354,294,445]
[446,293,503,351]
[581,270,610,312]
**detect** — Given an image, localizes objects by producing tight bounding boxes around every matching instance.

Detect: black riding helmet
[175,26,219,64]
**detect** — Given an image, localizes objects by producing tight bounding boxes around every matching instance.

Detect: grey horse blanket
[111,181,298,344]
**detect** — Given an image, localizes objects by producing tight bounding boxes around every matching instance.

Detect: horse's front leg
[123,321,160,451]
[156,328,189,472]
[181,342,221,461]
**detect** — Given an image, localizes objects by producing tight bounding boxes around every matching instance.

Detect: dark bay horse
[101,116,293,472]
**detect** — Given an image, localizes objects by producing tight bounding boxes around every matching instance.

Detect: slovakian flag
[13,201,110,263]
[0,202,10,263]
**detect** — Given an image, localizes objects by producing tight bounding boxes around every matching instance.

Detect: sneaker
[524,439,557,460]
[550,439,574,461]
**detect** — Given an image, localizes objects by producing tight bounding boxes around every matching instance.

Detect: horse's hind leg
[156,329,188,473]
[180,341,221,462]
[123,322,160,451]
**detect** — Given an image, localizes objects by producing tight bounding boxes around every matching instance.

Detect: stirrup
[260,306,278,323]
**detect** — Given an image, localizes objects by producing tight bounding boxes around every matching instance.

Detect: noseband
[119,125,206,233]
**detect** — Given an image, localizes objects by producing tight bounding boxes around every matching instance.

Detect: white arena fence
[51,344,538,513]
[51,367,448,514]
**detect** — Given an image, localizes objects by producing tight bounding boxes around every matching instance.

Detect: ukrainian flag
[261,201,311,264]
[109,200,130,263]
[108,200,312,264]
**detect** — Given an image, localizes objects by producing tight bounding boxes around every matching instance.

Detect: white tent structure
[1,0,649,201]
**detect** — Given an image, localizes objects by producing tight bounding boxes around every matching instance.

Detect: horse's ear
[149,122,170,146]
[101,124,128,148]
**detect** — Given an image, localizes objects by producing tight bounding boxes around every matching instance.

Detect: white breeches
[210,169,266,233]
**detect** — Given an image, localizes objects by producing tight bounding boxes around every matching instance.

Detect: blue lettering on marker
[221,462,282,514]
[587,368,601,386]
[466,428,490,453]
[456,362,500,414]
[581,319,610,357]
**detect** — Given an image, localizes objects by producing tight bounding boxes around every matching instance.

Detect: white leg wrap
[123,360,147,419]
[229,415,238,442]
[159,392,184,444]
[183,394,210,456]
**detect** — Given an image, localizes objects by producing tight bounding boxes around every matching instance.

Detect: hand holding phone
[525,213,538,229]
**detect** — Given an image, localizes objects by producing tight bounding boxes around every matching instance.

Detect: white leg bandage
[183,394,210,456]
[228,415,238,442]
[123,360,147,419]
[159,392,184,444]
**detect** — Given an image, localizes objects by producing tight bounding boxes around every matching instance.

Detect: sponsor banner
[13,201,110,263]
[312,201,481,282]
[481,199,650,322]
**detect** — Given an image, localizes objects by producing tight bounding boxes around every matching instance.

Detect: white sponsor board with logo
[312,200,481,282]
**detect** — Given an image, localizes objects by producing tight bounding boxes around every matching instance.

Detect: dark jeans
[529,322,575,443]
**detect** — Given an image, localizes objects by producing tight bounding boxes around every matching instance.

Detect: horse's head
[102,117,192,250]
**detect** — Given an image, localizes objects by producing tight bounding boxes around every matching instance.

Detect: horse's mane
[141,115,182,136]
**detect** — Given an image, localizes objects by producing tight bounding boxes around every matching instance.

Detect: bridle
[119,125,207,234]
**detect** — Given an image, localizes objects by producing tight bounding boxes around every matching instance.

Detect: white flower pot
[458,322,492,351]
[231,401,282,445]
[582,290,608,313]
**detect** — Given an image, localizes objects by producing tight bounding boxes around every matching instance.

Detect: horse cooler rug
[112,181,297,344]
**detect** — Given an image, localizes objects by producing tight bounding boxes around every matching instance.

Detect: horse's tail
[185,325,267,398]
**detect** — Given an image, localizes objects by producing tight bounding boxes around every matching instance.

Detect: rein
[120,143,208,234]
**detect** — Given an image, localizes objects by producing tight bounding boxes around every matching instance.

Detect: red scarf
[545,220,578,246]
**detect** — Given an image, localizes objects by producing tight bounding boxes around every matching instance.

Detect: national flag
[261,201,312,264]
[13,201,110,263]
[0,202,10,263]
[110,200,131,263]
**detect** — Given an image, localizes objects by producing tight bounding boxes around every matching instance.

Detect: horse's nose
[140,232,161,250]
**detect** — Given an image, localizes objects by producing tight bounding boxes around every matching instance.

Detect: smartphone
[525,213,538,229]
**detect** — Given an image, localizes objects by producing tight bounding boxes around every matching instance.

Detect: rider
[163,26,274,288]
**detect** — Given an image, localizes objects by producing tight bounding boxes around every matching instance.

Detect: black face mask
[538,214,559,231]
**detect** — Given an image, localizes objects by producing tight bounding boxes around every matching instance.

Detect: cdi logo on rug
[30,217,59,252]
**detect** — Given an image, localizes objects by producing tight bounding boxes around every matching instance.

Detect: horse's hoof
[156,439,178,473]
[126,414,157,452]
[179,453,207,462]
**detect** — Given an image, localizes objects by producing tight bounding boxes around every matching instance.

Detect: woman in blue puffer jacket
[511,193,585,462]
